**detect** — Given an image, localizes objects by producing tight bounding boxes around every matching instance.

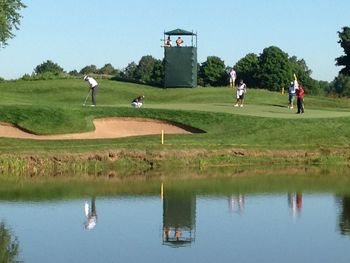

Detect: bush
[329,74,350,97]
[34,60,65,75]
[198,56,227,86]
[21,72,72,81]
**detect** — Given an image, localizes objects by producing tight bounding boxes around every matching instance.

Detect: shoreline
[1,146,348,177]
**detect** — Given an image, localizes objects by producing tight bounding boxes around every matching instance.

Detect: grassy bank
[2,165,350,201]
[1,79,350,171]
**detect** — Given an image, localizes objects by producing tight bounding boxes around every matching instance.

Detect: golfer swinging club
[83,75,99,107]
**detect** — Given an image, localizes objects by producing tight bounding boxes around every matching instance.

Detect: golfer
[288,81,296,109]
[131,95,144,108]
[229,68,236,88]
[234,80,247,107]
[84,75,99,107]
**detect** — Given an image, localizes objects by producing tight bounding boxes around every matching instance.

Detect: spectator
[176,37,184,47]
[164,36,172,47]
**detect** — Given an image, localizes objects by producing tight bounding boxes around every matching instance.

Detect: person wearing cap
[288,81,296,109]
[84,75,99,107]
[176,37,184,47]
[131,95,144,108]
[234,80,247,107]
[229,67,236,88]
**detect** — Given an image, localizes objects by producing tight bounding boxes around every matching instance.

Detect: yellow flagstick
[161,129,164,145]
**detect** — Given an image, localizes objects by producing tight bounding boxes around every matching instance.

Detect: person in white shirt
[176,37,184,47]
[131,95,144,108]
[84,75,99,107]
[229,68,236,88]
[234,80,247,107]
[288,81,296,109]
[164,36,172,47]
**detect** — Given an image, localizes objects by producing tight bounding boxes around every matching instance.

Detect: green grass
[1,79,350,154]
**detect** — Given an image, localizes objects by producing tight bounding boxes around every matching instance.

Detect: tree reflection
[0,222,20,263]
[338,196,350,235]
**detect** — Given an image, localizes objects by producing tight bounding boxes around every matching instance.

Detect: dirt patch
[0,117,199,140]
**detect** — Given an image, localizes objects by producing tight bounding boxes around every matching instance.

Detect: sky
[0,0,349,81]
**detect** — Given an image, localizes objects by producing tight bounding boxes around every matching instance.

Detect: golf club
[83,90,91,106]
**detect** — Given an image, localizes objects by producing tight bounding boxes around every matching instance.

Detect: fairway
[1,79,350,153]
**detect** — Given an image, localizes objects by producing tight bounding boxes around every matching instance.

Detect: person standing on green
[84,75,99,107]
[296,84,305,114]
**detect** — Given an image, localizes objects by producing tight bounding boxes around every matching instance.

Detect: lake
[1,167,350,263]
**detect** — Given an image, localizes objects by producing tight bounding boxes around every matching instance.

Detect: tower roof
[164,28,196,36]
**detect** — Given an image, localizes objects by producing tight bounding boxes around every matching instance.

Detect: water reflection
[0,221,20,263]
[162,184,196,247]
[2,171,350,262]
[228,194,245,214]
[288,192,303,218]
[84,197,97,230]
[337,196,350,236]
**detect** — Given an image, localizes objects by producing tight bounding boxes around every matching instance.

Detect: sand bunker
[0,117,195,140]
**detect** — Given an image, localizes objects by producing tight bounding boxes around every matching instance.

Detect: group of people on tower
[164,36,184,47]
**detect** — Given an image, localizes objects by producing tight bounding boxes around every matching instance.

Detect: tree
[0,0,26,48]
[68,70,79,76]
[34,60,64,75]
[135,55,160,83]
[256,46,292,91]
[150,59,164,86]
[234,53,259,87]
[98,63,116,75]
[121,62,137,80]
[336,27,350,75]
[79,65,98,75]
[198,56,227,86]
[0,222,20,263]
[289,56,317,93]
[329,74,350,97]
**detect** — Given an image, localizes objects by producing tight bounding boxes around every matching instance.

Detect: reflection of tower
[337,196,350,235]
[288,192,302,218]
[162,185,196,247]
[84,197,97,230]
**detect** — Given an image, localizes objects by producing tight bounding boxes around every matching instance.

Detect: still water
[1,173,350,262]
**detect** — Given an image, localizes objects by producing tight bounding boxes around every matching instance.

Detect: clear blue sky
[0,0,349,81]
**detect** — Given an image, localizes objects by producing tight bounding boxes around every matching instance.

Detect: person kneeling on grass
[131,95,144,108]
[234,80,247,107]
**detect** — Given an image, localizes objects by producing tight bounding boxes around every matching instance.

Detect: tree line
[1,0,350,96]
[19,47,326,95]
